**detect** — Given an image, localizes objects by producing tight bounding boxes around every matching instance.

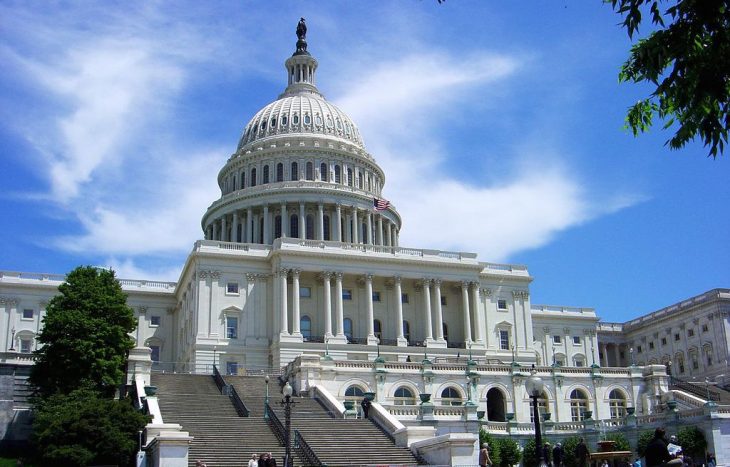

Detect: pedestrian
[479,443,493,467]
[552,442,564,467]
[265,452,277,467]
[645,427,683,467]
[361,397,371,418]
[542,442,552,467]
[706,453,716,467]
[258,452,267,467]
[576,437,589,467]
[248,453,259,467]
[195,461,207,467]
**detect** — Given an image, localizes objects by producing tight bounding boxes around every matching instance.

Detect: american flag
[373,197,390,211]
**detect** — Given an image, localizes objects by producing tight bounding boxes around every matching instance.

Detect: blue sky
[1,1,727,323]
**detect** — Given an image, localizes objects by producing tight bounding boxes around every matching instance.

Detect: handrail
[267,401,286,445]
[294,429,325,467]
[228,384,250,417]
[212,365,226,393]
[670,376,721,401]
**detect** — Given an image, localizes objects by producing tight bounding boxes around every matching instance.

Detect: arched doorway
[486,387,506,421]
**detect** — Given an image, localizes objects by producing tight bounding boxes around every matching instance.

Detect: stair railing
[294,429,326,467]
[266,401,286,445]
[670,376,720,402]
[212,365,226,393]
[228,384,250,417]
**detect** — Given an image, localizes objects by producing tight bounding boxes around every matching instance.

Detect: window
[374,319,382,339]
[497,299,508,310]
[372,291,381,302]
[702,324,709,333]
[150,345,160,362]
[227,282,239,295]
[401,293,409,304]
[293,114,299,125]
[250,168,257,187]
[573,336,581,345]
[345,385,364,402]
[291,162,299,181]
[691,353,699,370]
[608,389,627,419]
[300,287,312,298]
[226,361,239,375]
[440,296,447,306]
[570,389,589,421]
[20,339,32,354]
[661,337,667,346]
[323,215,330,240]
[226,316,238,339]
[637,345,643,354]
[276,163,284,182]
[301,316,312,340]
[687,329,695,337]
[22,309,34,320]
[263,165,270,183]
[342,289,353,300]
[394,387,416,405]
[274,215,282,239]
[553,335,562,344]
[674,333,680,341]
[442,323,449,342]
[500,330,510,350]
[304,114,311,125]
[529,391,548,423]
[347,168,353,186]
[282,115,288,125]
[150,315,161,327]
[649,341,655,350]
[574,358,585,367]
[306,215,314,239]
[403,321,410,341]
[706,348,713,366]
[320,162,328,181]
[334,165,341,183]
[306,162,314,180]
[290,214,299,238]
[440,387,462,406]
[344,318,353,341]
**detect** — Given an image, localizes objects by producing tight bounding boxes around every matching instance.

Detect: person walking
[361,397,371,418]
[479,443,493,467]
[543,442,552,467]
[265,452,277,467]
[645,428,683,467]
[248,453,259,467]
[552,442,564,467]
[576,438,589,467]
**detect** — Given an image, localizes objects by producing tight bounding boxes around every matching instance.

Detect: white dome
[237,94,365,150]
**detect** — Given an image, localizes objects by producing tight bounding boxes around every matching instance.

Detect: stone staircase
[152,373,286,467]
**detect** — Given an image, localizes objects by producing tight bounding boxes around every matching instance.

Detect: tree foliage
[30,389,149,467]
[522,438,539,467]
[560,436,583,467]
[29,266,136,398]
[677,426,707,459]
[610,0,730,157]
[605,432,632,452]
[637,430,655,457]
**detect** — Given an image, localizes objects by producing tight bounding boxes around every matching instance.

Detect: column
[253,212,260,244]
[422,279,433,341]
[221,215,228,241]
[394,277,405,342]
[212,220,219,241]
[291,269,301,335]
[247,207,254,243]
[613,344,621,367]
[317,203,324,241]
[279,269,289,335]
[335,272,344,337]
[385,221,392,246]
[365,274,375,342]
[299,202,306,239]
[377,215,383,246]
[351,206,358,243]
[366,212,372,245]
[231,211,239,243]
[471,283,483,343]
[433,280,444,341]
[461,281,472,343]
[335,204,342,242]
[281,202,287,238]
[322,273,333,337]
[263,205,270,244]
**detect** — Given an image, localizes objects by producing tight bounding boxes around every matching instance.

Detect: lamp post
[8,328,15,352]
[264,375,270,419]
[629,347,635,366]
[213,345,217,371]
[138,430,143,453]
[526,368,547,467]
[282,382,294,467]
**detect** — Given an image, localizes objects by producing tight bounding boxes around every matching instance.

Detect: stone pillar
[253,213,260,243]
[292,269,301,336]
[394,277,406,344]
[279,268,289,335]
[221,215,228,242]
[335,272,345,337]
[461,281,472,343]
[247,207,254,243]
[263,205,270,244]
[335,204,342,242]
[614,344,621,367]
[281,202,288,238]
[317,203,324,241]
[422,279,433,342]
[433,280,444,342]
[472,283,483,344]
[385,221,392,246]
[231,211,239,243]
[351,206,358,243]
[377,215,383,246]
[322,273,333,337]
[365,274,377,344]
[366,212,373,245]
[299,203,306,239]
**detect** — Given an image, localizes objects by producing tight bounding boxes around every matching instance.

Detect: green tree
[609,0,730,157]
[479,429,502,466]
[605,432,631,452]
[522,438,539,467]
[637,430,655,457]
[560,436,583,467]
[29,266,136,398]
[30,389,149,467]
[676,426,707,460]
[496,437,521,467]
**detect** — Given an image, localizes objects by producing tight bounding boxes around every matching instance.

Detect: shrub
[479,429,502,466]
[522,438,538,467]
[605,432,631,452]
[560,436,582,467]
[637,430,654,457]
[676,426,706,460]
[496,437,521,467]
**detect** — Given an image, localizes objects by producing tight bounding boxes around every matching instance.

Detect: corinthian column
[394,277,405,345]
[317,203,324,241]
[351,206,358,243]
[299,203,306,239]
[461,281,472,343]
[291,269,301,336]
[335,204,342,242]
[322,272,333,337]
[365,274,377,344]
[422,279,433,342]
[433,280,444,342]
[335,272,345,338]
[279,268,289,335]
[472,283,484,344]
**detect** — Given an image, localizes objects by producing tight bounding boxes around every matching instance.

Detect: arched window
[347,168,353,186]
[304,114,311,125]
[345,385,365,402]
[251,168,257,187]
[232,175,237,190]
[320,163,328,181]
[440,387,462,406]
[290,215,299,238]
[486,388,507,421]
[240,171,246,189]
[570,389,590,421]
[344,318,353,341]
[301,316,312,340]
[374,319,382,339]
[263,165,270,184]
[258,217,264,243]
[306,215,314,240]
[393,387,416,405]
[403,320,410,341]
[530,391,549,422]
[306,162,314,180]
[274,216,282,239]
[357,172,363,189]
[291,162,299,181]
[323,215,330,241]
[276,163,284,182]
[443,323,449,342]
[292,114,299,125]
[334,165,341,183]
[608,389,627,419]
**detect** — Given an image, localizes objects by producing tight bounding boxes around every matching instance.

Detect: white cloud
[103,258,182,283]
